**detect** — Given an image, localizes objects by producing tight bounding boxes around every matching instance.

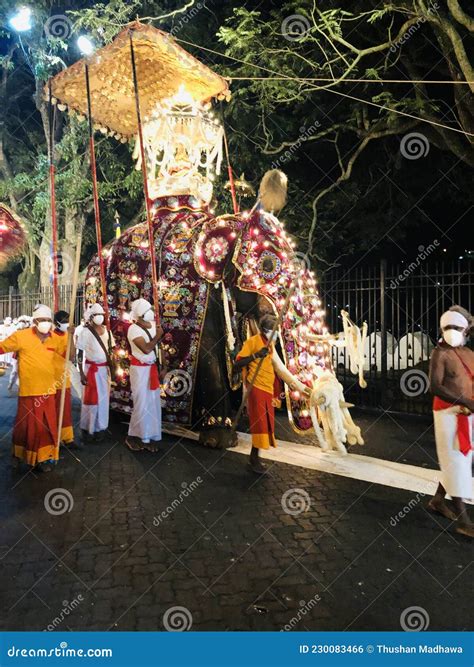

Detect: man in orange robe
[0,304,61,471]
[235,314,309,474]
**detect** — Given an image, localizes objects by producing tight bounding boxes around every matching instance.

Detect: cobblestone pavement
[0,374,472,632]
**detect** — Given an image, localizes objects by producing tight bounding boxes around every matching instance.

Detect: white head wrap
[440,310,469,330]
[4,316,12,325]
[86,303,105,320]
[32,304,52,320]
[130,298,152,321]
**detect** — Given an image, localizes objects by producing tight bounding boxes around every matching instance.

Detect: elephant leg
[193,287,235,449]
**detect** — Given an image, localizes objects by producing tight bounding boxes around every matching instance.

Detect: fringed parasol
[45,21,230,139]
[0,204,27,268]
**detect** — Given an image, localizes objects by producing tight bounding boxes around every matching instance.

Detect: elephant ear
[194,214,242,283]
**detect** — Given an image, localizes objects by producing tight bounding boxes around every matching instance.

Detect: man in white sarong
[428,306,474,538]
[126,298,163,452]
[76,303,115,443]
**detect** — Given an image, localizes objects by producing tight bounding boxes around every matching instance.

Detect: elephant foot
[198,428,238,450]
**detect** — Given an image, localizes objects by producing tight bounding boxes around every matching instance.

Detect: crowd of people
[0,302,472,537]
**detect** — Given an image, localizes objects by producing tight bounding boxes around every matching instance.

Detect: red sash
[83,360,108,405]
[130,355,160,391]
[433,396,472,456]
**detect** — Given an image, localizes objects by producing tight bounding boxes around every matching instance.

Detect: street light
[9,6,33,32]
[77,35,94,56]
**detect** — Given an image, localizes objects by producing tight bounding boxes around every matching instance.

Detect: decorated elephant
[84,174,331,448]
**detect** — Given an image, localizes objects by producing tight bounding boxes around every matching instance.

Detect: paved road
[0,374,472,632]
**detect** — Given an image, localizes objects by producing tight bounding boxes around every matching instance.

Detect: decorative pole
[129,30,161,325]
[84,61,110,325]
[221,104,238,214]
[48,80,59,312]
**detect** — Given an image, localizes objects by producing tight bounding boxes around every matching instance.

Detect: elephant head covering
[32,304,52,320]
[130,298,152,321]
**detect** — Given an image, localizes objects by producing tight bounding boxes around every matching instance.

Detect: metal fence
[1,259,472,415]
[320,259,473,415]
[0,285,85,323]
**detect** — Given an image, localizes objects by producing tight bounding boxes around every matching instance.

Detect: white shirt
[127,323,156,364]
[76,326,115,364]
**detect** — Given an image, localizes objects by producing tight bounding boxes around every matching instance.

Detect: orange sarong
[247,386,276,450]
[55,387,74,444]
[12,395,59,466]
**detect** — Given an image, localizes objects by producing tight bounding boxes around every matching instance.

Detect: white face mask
[92,314,104,325]
[142,310,154,322]
[36,321,52,334]
[57,322,68,333]
[443,329,465,347]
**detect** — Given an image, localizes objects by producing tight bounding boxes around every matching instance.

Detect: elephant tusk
[339,400,355,408]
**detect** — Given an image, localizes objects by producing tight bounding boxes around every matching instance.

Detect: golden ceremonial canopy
[46,21,230,138]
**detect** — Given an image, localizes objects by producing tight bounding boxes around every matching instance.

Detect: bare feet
[455,523,474,538]
[126,437,144,452]
[427,498,458,521]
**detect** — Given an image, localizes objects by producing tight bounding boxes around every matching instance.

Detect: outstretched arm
[234,346,268,371]
[272,348,311,396]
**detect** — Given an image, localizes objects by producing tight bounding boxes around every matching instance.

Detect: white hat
[32,304,52,320]
[86,303,105,320]
[4,316,12,325]
[130,298,152,320]
[440,310,469,330]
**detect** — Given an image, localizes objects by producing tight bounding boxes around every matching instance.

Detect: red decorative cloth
[83,360,108,405]
[433,396,472,456]
[130,355,160,390]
